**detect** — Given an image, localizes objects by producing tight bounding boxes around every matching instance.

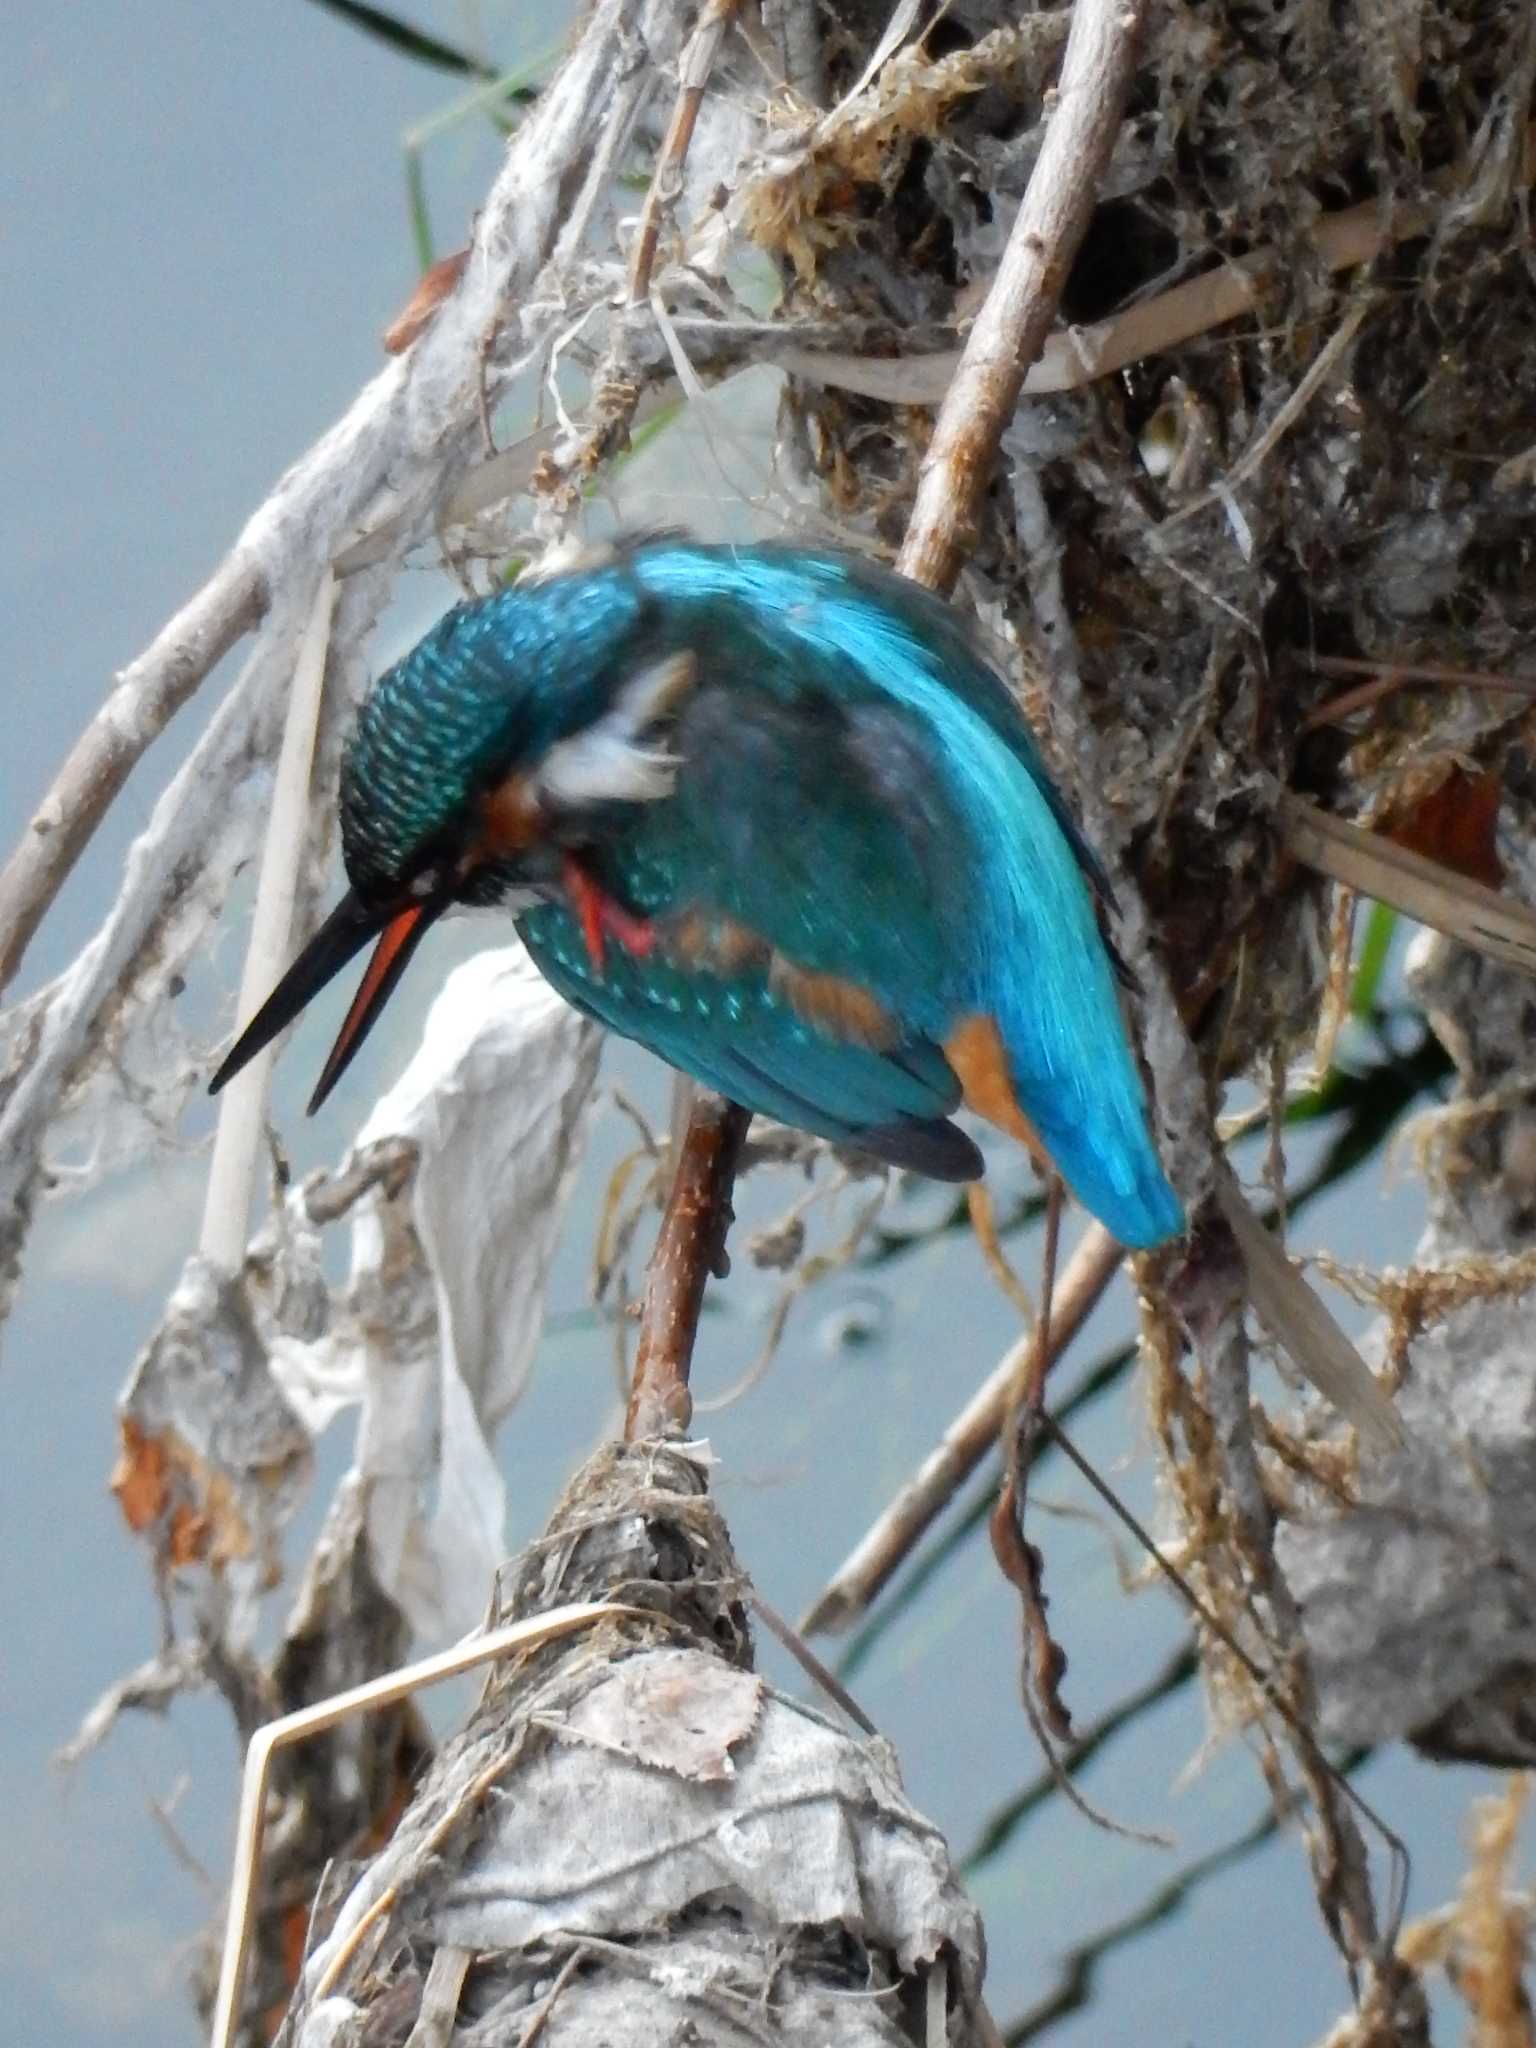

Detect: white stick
[200,571,336,1269]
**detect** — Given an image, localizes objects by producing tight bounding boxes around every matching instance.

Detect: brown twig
[747,1592,878,1735]
[1164,1224,1416,2002]
[1040,1411,1409,1928]
[896,0,1148,595]
[965,1181,1036,1322]
[800,1222,1124,1634]
[628,0,739,305]
[990,1177,1072,1736]
[1301,651,1536,729]
[624,1095,752,1440]
[0,563,265,998]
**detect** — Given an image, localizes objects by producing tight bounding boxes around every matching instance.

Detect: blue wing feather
[519,900,983,1181]
[626,545,1182,1246]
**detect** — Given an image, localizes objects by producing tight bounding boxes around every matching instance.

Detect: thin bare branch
[801,1223,1124,1634]
[0,564,265,999]
[747,1592,879,1735]
[895,0,1147,594]
[628,0,739,305]
[624,1094,752,1440]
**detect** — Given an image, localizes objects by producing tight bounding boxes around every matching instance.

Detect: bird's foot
[562,853,656,975]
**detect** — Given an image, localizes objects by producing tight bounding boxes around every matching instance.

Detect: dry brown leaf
[109,1416,168,1533]
[563,1648,763,1781]
[382,248,470,355]
[1381,767,1506,890]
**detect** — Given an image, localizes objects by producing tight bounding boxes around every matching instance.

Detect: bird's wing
[519,904,982,1180]
[632,570,1177,1243]
[514,676,991,1176]
[661,679,968,1017]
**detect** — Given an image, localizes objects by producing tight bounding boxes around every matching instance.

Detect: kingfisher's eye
[409,867,442,899]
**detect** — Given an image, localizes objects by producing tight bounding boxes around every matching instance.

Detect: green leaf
[404,141,434,272]
[1350,899,1397,1019]
[306,0,496,79]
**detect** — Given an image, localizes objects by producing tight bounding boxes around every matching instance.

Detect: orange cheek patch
[946,1013,1050,1168]
[479,772,543,854]
[457,772,545,882]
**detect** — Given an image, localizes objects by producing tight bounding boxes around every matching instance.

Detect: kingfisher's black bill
[207,889,442,1115]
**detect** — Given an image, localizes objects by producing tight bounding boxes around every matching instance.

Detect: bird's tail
[1015,1031,1183,1249]
[967,749,1184,1249]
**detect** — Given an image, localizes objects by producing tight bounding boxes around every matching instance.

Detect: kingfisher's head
[208,561,694,1112]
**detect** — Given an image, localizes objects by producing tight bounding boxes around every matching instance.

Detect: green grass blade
[404,140,433,271]
[1350,900,1398,1018]
[307,0,495,78]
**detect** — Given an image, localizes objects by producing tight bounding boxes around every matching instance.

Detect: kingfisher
[209,539,1183,1249]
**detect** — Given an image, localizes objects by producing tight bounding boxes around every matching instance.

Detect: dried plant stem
[0,564,265,999]
[208,1602,631,2048]
[624,1095,752,1440]
[990,1177,1072,1737]
[747,1592,878,1735]
[1302,651,1536,728]
[403,1946,472,2048]
[199,572,336,1270]
[896,0,1146,594]
[627,0,739,304]
[965,1181,1036,1322]
[1281,789,1536,980]
[514,1948,586,2048]
[1179,1235,1415,2001]
[1041,1412,1409,1935]
[801,1222,1124,1634]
